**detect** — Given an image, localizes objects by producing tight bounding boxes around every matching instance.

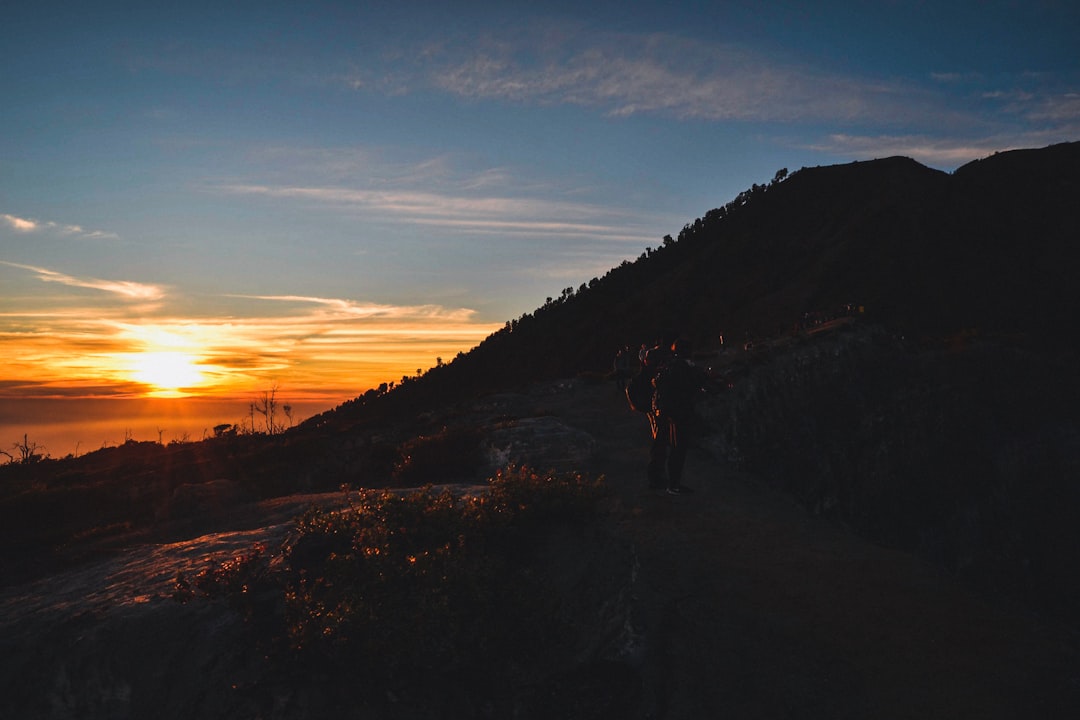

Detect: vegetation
[175,467,607,691]
[0,433,46,465]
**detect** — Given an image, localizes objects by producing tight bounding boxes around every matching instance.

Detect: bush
[391,425,484,485]
[178,466,607,690]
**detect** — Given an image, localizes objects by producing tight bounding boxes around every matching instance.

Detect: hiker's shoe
[666,485,694,496]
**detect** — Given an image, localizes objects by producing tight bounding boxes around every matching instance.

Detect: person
[645,336,706,495]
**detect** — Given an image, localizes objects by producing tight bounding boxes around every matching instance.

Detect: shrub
[178,466,607,690]
[391,425,484,485]
[173,542,270,615]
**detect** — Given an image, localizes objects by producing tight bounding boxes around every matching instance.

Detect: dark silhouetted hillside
[310,141,1080,429]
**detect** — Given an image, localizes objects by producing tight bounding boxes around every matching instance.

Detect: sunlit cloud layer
[0,262,500,400]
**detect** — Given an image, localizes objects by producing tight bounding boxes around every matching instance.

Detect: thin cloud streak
[805,129,1080,167]
[0,261,166,301]
[233,294,482,322]
[220,183,664,240]
[1,213,118,239]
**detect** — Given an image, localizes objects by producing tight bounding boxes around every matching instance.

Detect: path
[553,378,1079,719]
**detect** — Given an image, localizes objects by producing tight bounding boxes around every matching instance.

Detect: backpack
[652,358,697,418]
[624,367,655,413]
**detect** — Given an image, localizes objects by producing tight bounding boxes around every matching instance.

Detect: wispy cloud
[807,74,1080,168]
[232,294,481,323]
[409,30,1079,162]
[219,183,662,242]
[0,261,165,301]
[1,213,118,239]
[423,32,932,126]
[1020,91,1080,124]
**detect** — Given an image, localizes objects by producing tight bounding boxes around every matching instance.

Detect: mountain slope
[3,142,1080,719]
[313,141,1080,430]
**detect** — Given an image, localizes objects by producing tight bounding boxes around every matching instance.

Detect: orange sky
[1,261,502,402]
[1,261,502,458]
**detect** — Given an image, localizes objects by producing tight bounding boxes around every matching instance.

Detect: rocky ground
[2,368,1079,718]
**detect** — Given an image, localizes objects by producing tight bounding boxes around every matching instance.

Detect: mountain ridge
[2,141,1080,718]
[307,141,1079,432]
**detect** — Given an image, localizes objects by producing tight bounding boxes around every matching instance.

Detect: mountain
[2,141,1079,718]
[311,141,1080,427]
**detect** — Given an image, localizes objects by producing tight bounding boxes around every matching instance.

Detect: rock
[484,416,597,473]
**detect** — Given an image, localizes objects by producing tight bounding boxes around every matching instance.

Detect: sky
[2,0,1078,452]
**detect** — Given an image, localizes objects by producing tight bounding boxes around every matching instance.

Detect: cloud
[425,32,929,126]
[1,214,39,232]
[0,286,504,400]
[800,132,1063,167]
[1022,91,1080,123]
[0,261,165,301]
[1,213,118,239]
[219,183,662,242]
[930,71,984,84]
[807,73,1080,167]
[234,294,482,323]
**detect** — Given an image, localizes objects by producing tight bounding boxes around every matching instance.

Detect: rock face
[698,322,1080,623]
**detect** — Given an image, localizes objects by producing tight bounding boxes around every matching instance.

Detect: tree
[2,434,46,464]
[213,423,237,438]
[253,384,284,435]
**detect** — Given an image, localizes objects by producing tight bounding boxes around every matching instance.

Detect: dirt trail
[552,378,1080,719]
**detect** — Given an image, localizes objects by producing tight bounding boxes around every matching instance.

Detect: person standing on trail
[645,335,706,495]
[640,330,675,408]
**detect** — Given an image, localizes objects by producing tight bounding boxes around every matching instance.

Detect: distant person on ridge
[635,334,695,496]
[645,334,706,495]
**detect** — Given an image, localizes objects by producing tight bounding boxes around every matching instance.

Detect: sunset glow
[129,351,207,397]
[0,289,501,402]
[2,1,1077,455]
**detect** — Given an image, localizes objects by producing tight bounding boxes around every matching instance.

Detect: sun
[131,351,205,396]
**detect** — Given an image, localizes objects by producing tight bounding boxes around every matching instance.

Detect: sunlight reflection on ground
[0,485,492,628]
[0,493,344,626]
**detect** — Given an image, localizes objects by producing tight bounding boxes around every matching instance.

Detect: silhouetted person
[645,335,705,495]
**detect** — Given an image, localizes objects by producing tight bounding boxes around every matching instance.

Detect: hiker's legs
[648,414,669,487]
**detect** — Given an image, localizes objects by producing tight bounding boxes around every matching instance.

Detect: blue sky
[2,0,1078,404]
